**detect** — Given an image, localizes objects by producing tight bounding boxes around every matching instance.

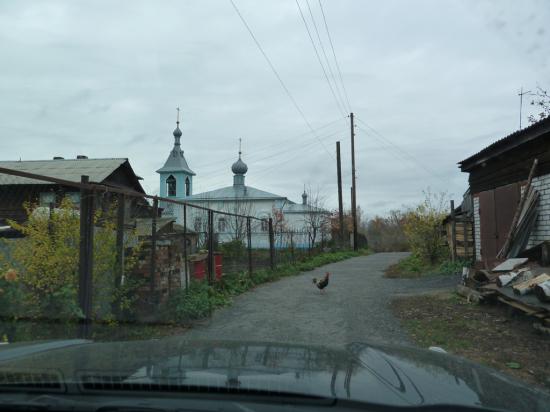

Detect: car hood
[0,338,548,411]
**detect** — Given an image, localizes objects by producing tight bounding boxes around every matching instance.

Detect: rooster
[312,272,330,293]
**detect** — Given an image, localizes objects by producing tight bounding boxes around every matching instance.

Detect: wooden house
[459,117,550,266]
[0,157,147,225]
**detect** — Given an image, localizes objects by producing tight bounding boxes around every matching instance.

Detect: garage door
[478,182,521,266]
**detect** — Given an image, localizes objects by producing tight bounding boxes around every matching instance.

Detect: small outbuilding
[459,117,550,266]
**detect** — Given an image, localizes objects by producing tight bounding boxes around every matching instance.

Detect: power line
[295,0,347,118]
[229,0,334,159]
[196,128,344,182]
[318,0,352,112]
[192,117,346,174]
[304,0,348,115]
[356,122,447,184]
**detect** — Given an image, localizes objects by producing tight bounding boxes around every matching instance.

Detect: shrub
[366,211,409,252]
[403,190,448,264]
[219,239,247,258]
[0,198,142,323]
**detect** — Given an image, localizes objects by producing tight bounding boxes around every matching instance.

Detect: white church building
[156,119,330,249]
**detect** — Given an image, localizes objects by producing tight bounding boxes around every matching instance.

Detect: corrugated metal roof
[459,116,550,171]
[0,158,129,185]
[189,185,286,201]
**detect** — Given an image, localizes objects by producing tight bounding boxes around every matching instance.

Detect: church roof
[189,185,286,201]
[283,202,329,214]
[156,122,195,175]
[156,150,195,175]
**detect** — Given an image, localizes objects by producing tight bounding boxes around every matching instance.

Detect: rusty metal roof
[459,116,550,172]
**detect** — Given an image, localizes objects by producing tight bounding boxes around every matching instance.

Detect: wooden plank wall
[445,218,474,259]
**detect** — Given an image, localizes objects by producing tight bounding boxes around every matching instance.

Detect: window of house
[185,177,190,196]
[39,192,55,207]
[65,192,80,205]
[166,175,176,196]
[218,217,226,232]
[261,219,268,232]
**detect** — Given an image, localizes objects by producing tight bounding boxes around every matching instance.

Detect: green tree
[403,190,448,264]
[0,197,141,321]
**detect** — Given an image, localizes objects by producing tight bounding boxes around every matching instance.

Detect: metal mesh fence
[0,166,338,342]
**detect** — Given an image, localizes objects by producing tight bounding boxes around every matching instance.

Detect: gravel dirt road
[183,252,458,347]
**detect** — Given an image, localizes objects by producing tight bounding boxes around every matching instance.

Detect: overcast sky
[1,0,549,217]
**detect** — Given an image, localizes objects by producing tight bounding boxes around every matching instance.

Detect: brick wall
[133,237,187,311]
[473,196,481,261]
[528,172,550,248]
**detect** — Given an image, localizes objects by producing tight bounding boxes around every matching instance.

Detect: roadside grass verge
[391,292,550,390]
[384,254,470,278]
[163,248,370,324]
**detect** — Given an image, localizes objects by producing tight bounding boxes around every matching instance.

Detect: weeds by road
[384,254,469,278]
[391,291,550,390]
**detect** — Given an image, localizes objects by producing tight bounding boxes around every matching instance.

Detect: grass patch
[391,292,550,390]
[384,254,471,278]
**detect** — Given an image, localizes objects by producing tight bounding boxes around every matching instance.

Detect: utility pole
[350,112,358,250]
[336,141,344,247]
[518,87,531,129]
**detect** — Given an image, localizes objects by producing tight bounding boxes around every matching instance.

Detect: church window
[261,219,268,232]
[166,175,176,196]
[185,177,190,196]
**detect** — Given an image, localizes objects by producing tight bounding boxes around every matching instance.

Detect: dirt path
[182,252,458,347]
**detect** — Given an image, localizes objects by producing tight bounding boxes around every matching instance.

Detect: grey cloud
[1,0,548,216]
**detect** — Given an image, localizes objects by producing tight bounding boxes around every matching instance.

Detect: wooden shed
[459,117,550,267]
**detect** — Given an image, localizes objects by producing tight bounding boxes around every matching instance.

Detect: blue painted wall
[159,171,193,198]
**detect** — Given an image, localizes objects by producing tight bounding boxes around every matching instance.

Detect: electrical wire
[356,123,447,184]
[196,128,344,183]
[190,116,345,173]
[229,0,334,159]
[318,0,352,112]
[295,0,347,118]
[304,0,348,115]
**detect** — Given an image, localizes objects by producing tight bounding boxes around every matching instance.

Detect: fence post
[112,193,125,320]
[207,210,214,284]
[115,193,125,289]
[150,198,158,303]
[247,217,252,277]
[268,218,275,270]
[77,175,94,339]
[290,231,295,262]
[450,200,456,262]
[183,204,188,290]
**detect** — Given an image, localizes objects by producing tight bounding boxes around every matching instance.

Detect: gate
[478,182,521,266]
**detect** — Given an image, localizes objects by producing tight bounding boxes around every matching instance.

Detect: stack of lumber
[465,257,550,327]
